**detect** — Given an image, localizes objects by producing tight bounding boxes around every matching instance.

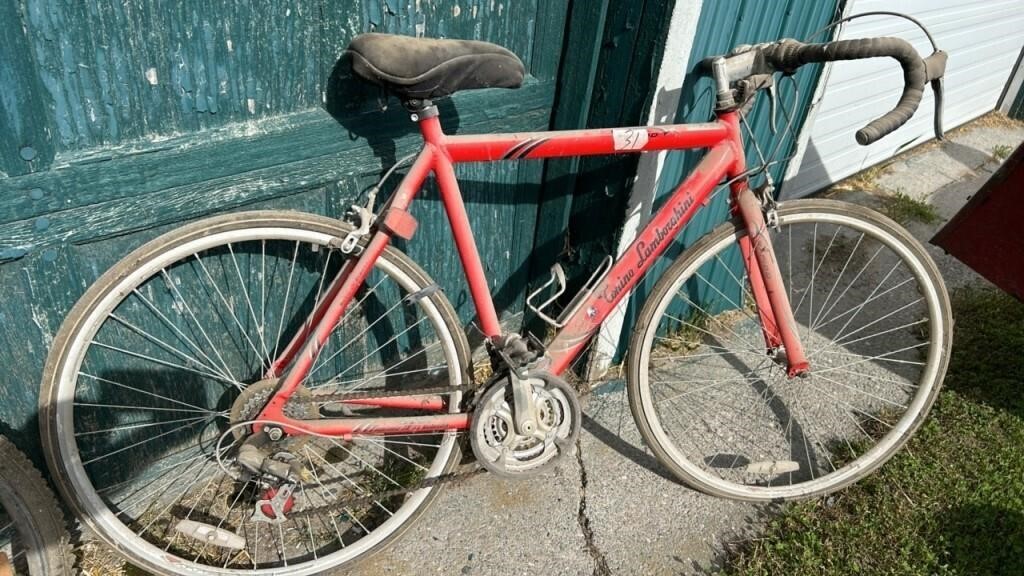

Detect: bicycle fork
[732,186,810,377]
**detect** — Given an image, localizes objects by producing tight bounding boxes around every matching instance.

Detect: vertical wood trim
[586,0,704,379]
[998,45,1024,116]
[526,0,611,294]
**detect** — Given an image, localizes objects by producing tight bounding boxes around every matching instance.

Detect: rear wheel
[40,211,470,575]
[627,199,952,501]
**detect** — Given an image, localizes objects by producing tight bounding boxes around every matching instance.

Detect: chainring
[469,371,581,478]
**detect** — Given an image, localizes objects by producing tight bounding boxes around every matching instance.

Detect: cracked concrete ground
[352,384,758,576]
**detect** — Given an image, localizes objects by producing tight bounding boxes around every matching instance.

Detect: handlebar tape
[762,38,926,145]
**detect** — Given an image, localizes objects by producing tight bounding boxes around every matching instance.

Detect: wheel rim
[636,208,947,499]
[52,224,462,574]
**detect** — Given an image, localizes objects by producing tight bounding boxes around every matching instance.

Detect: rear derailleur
[235,432,305,524]
[469,334,582,478]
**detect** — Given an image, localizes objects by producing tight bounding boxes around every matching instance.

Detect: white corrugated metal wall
[784,0,1024,198]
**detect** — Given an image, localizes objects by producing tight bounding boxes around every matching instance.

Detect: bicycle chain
[266,383,482,520]
[262,375,585,520]
[285,466,485,520]
[297,384,471,405]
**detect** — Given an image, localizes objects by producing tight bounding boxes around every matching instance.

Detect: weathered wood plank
[530,1,571,81]
[0,81,554,258]
[17,0,549,156]
[0,0,54,176]
[0,0,568,467]
[564,0,673,276]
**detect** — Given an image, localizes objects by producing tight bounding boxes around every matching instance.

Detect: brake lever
[930,77,945,141]
[923,50,948,141]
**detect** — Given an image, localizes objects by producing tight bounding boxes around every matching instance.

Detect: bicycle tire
[0,435,75,575]
[627,199,952,501]
[40,210,471,575]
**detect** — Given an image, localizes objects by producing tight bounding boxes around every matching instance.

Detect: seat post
[406,99,444,143]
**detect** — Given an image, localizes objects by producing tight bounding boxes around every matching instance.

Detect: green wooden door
[0,0,569,457]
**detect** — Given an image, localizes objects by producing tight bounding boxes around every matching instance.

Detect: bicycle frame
[257,107,809,437]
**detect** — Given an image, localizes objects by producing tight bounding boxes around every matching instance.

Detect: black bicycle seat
[346,33,525,101]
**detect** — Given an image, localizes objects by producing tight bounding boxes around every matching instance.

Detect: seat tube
[418,111,503,340]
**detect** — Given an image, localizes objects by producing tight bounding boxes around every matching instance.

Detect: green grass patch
[881,191,940,225]
[720,289,1024,576]
[992,144,1013,161]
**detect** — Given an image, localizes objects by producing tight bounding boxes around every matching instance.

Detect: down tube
[546,143,737,375]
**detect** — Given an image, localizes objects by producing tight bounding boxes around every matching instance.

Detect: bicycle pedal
[174,519,245,550]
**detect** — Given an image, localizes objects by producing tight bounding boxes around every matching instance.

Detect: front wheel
[627,199,952,501]
[40,211,471,575]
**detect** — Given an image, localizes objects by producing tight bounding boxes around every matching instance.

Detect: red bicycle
[40,26,952,575]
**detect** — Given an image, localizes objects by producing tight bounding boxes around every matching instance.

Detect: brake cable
[806,11,939,51]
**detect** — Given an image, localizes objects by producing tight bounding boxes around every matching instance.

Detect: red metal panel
[933,143,1024,301]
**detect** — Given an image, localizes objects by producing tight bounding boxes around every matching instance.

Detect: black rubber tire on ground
[0,435,75,575]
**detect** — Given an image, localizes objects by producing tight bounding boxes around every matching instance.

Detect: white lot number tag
[612,128,649,151]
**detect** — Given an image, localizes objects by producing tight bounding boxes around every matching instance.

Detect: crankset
[469,370,581,478]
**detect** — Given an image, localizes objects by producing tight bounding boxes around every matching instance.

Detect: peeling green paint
[0,0,569,461]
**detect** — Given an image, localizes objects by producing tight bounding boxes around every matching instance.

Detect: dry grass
[828,162,892,193]
[992,144,1014,161]
[966,110,1024,130]
[79,538,149,576]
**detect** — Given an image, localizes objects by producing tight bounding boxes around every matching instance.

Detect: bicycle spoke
[810,231,865,329]
[192,255,265,366]
[158,271,244,383]
[813,298,925,356]
[130,287,239,383]
[272,241,301,363]
[48,219,469,572]
[306,275,390,378]
[78,372,218,414]
[81,415,216,466]
[90,340,240,389]
[108,313,233,383]
[228,243,271,364]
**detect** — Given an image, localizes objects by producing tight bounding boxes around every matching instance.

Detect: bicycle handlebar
[763,38,926,145]
[707,36,947,146]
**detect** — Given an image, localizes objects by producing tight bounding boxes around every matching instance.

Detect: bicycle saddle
[346,33,525,100]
